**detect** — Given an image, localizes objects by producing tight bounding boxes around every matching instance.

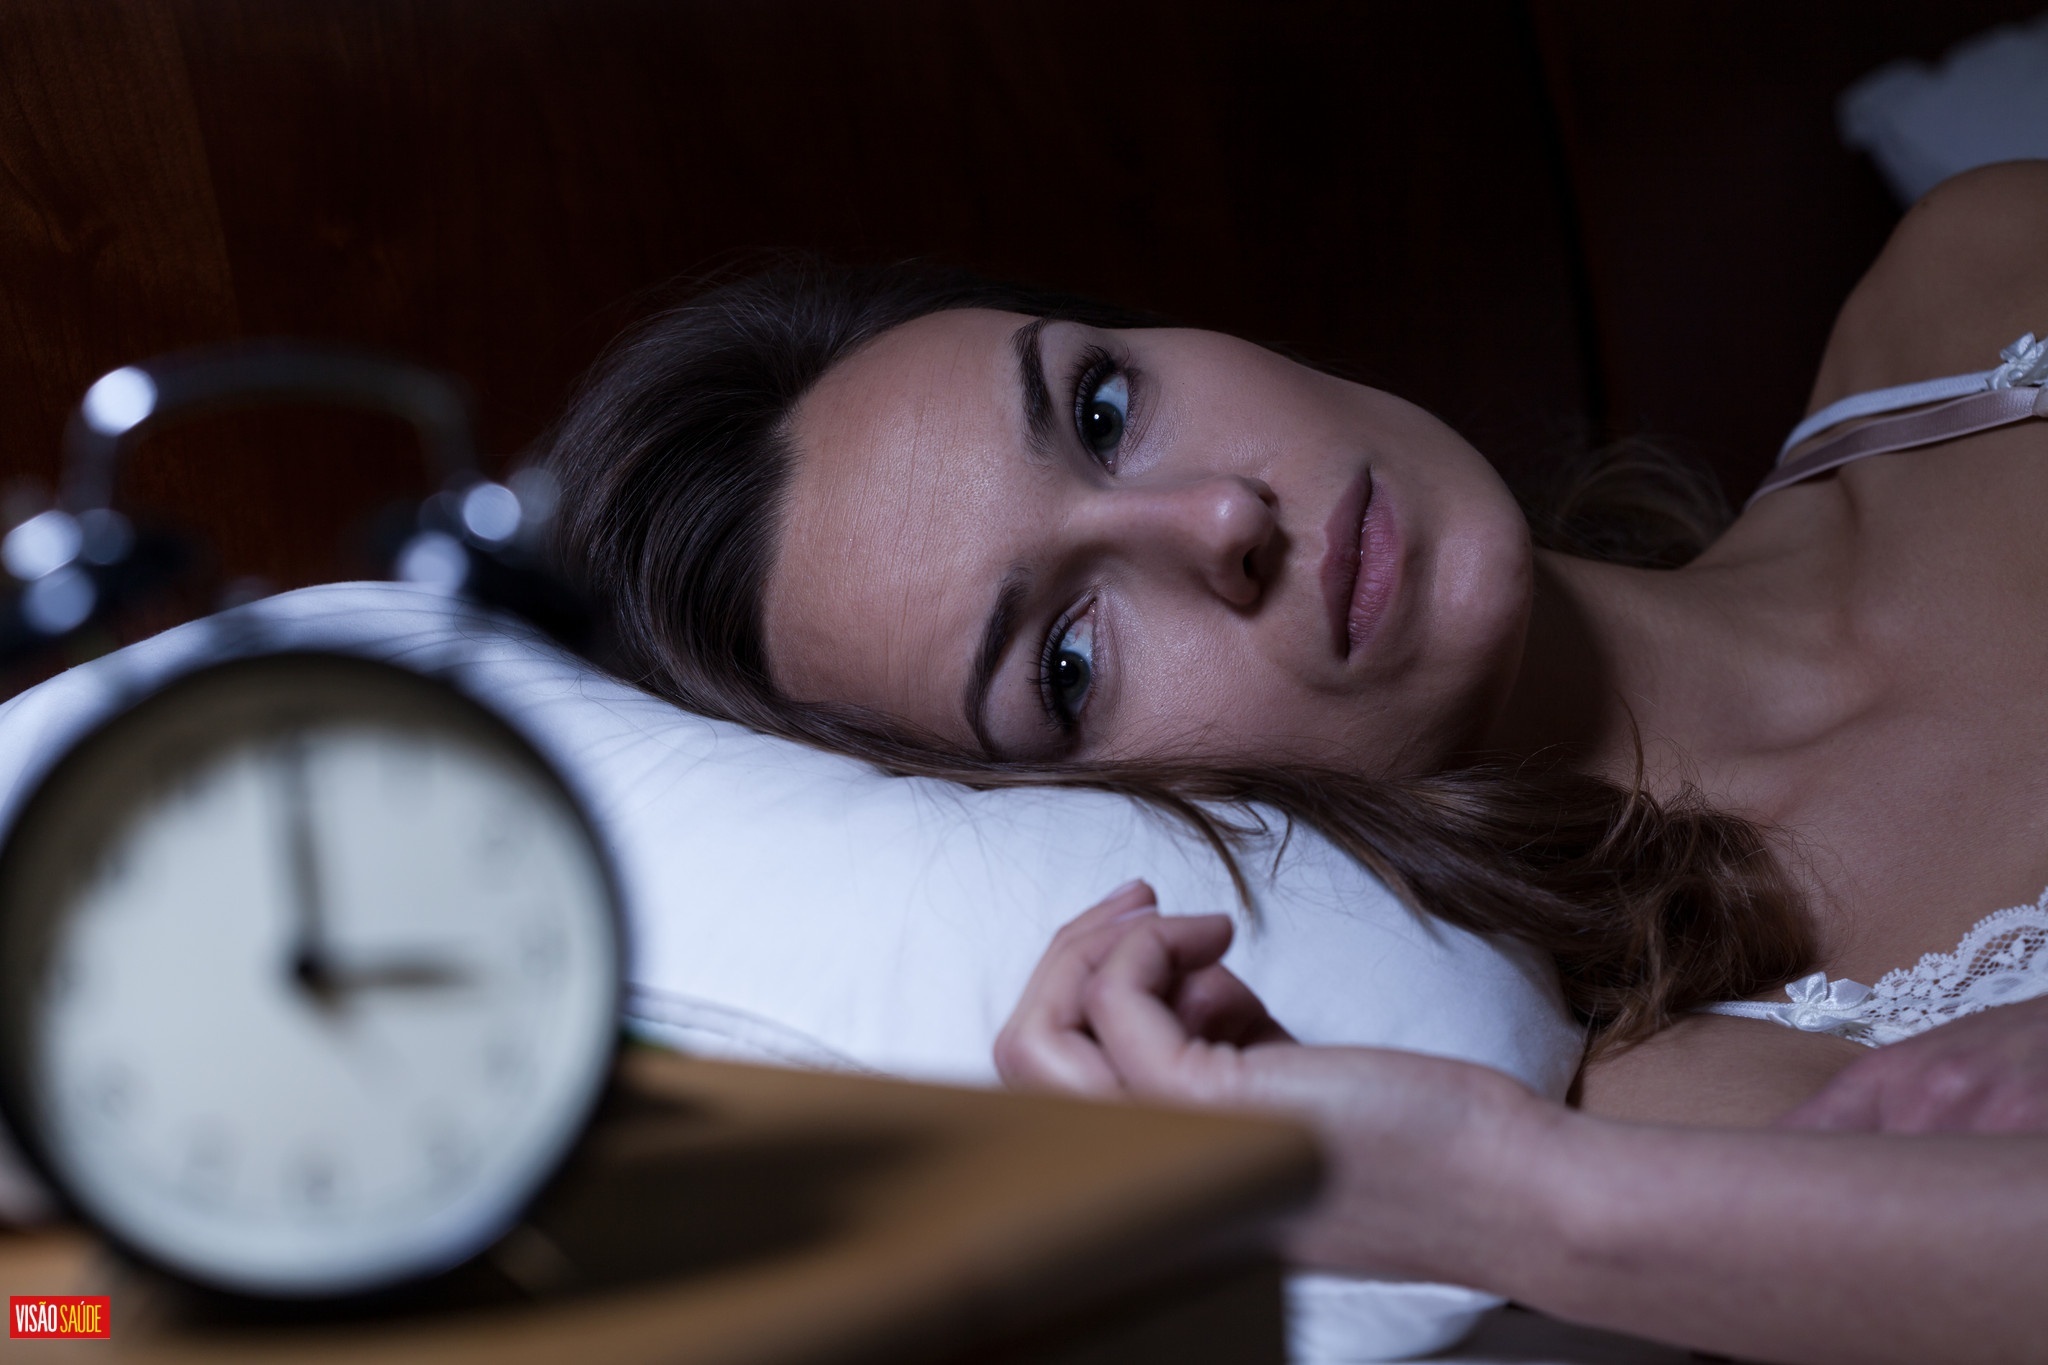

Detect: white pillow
[0,583,1581,1361]
[1839,13,2048,206]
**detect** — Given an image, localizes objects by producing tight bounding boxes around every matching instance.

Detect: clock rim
[0,649,627,1300]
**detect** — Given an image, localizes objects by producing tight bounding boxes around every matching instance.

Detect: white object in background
[1840,12,2048,206]
[0,583,1585,1359]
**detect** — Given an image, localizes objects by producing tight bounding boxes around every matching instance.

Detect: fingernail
[1108,878,1149,898]
[1109,904,1160,925]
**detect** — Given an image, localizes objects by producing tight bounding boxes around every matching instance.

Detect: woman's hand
[1778,994,2048,1133]
[995,884,1559,1284]
[994,880,1294,1097]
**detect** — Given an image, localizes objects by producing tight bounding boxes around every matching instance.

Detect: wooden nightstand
[1,1048,1321,1363]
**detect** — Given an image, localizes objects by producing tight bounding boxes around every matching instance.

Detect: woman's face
[763,308,1533,775]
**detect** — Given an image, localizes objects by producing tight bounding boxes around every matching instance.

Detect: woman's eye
[1040,608,1096,728]
[1077,369,1129,460]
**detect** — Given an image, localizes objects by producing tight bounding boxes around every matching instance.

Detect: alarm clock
[0,652,621,1296]
[0,346,623,1299]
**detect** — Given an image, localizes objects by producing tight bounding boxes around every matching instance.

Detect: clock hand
[317,957,473,994]
[277,732,341,1009]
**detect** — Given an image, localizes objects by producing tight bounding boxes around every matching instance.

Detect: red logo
[10,1295,110,1338]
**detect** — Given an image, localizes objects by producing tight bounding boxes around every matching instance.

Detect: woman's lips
[1320,468,1397,660]
[1321,470,1372,658]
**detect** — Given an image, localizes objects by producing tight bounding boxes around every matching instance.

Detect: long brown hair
[539,259,1813,1054]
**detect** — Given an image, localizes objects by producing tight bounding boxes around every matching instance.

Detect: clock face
[0,654,620,1296]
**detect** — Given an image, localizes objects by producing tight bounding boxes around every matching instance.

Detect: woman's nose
[1084,475,1279,606]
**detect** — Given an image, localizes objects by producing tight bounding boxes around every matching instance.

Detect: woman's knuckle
[1980,1090,2048,1133]
[1914,1055,1986,1105]
[1081,970,1114,1011]
[993,1026,1030,1074]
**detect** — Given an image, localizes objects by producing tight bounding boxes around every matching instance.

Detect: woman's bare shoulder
[1806,161,2048,413]
[1575,1014,1862,1127]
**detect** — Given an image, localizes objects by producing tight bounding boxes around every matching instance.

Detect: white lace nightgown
[1701,890,2048,1045]
[1703,333,2048,1046]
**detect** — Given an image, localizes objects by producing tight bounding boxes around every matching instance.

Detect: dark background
[0,0,2038,599]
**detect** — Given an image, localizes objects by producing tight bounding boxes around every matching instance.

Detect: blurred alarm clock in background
[0,347,624,1299]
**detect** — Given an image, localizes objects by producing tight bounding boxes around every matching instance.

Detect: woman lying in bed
[543,161,2048,1363]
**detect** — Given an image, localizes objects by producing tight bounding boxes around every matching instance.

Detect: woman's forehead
[763,308,1035,736]
[796,307,1026,481]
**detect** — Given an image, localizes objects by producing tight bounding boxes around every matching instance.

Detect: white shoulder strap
[1780,332,2048,456]
[1752,333,2048,506]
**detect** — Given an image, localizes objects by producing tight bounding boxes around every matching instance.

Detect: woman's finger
[1054,878,1162,939]
[1080,914,1255,1104]
[994,1015,1125,1096]
[994,879,1159,1095]
[1172,962,1296,1048]
[1014,879,1159,1036]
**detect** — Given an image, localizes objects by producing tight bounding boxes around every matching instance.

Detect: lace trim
[1700,886,2048,1047]
[1991,332,2048,389]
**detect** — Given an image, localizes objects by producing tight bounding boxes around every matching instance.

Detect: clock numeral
[86,1064,138,1125]
[484,1038,531,1093]
[180,1128,234,1205]
[479,814,512,853]
[97,848,130,887]
[519,923,566,983]
[381,745,431,794]
[46,954,83,1005]
[476,807,526,887]
[156,747,210,804]
[424,1130,476,1193]
[289,1153,341,1210]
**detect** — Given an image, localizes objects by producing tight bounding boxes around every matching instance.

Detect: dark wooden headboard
[0,0,2032,604]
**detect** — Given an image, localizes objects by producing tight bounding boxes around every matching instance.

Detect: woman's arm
[1515,1101,2048,1363]
[998,892,2048,1365]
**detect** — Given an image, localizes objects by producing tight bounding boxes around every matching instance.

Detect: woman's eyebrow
[965,565,1031,755]
[1012,317,1058,457]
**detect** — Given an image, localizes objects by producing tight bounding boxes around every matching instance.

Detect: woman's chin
[1389,530,1535,771]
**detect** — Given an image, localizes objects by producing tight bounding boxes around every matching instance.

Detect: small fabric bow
[1778,972,1875,1032]
[1992,333,2048,388]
